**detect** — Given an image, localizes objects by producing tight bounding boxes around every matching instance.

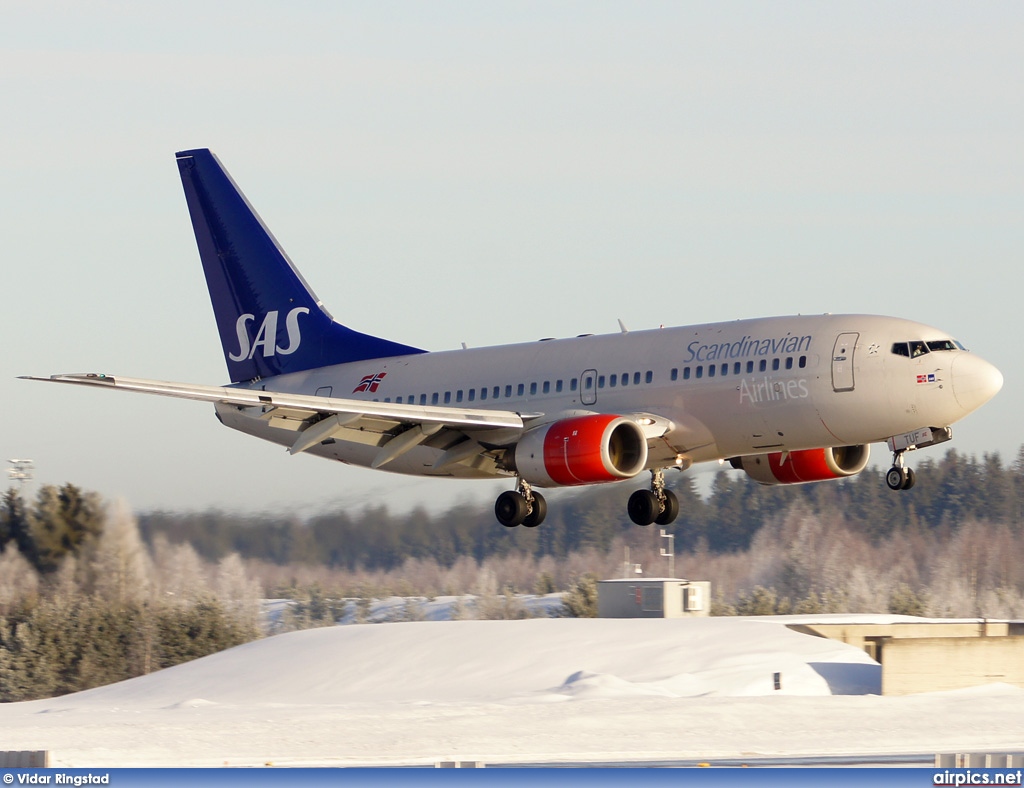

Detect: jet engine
[513,414,648,487]
[730,445,870,485]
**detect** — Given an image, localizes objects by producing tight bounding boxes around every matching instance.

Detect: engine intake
[731,445,870,485]
[514,414,648,487]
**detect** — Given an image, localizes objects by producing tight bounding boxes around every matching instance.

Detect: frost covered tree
[89,499,153,606]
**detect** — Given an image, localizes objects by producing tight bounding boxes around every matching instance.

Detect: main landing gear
[494,469,682,528]
[627,469,679,526]
[885,450,917,491]
[495,478,547,528]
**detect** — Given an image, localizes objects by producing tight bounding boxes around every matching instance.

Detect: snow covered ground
[1,614,1022,767]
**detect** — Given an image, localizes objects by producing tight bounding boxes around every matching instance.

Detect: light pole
[6,459,34,490]
[660,529,675,578]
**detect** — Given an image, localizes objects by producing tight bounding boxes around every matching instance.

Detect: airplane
[23,149,1004,528]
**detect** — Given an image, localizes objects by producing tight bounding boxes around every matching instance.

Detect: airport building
[597,578,711,618]
[789,618,1024,695]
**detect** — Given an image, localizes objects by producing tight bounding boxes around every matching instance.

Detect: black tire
[654,488,680,526]
[523,492,547,527]
[495,491,528,527]
[885,466,907,491]
[628,489,658,526]
[902,467,917,490]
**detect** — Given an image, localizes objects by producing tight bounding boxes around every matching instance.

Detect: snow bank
[0,616,1021,767]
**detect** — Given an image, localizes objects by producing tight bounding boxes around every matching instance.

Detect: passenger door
[832,333,858,392]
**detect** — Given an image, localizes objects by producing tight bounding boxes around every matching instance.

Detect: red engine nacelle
[513,414,648,487]
[731,445,870,485]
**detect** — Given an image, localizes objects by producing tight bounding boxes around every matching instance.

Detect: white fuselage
[214,313,1000,483]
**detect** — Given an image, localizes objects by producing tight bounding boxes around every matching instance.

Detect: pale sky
[3,2,1021,515]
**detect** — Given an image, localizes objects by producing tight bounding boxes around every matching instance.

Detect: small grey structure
[597,578,711,618]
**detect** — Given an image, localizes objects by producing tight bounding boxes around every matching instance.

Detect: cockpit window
[893,338,965,358]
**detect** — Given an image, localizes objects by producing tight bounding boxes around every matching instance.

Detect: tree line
[137,446,1024,569]
[0,487,261,702]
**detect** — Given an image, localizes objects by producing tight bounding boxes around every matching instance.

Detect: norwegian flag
[916,373,936,384]
[353,372,387,393]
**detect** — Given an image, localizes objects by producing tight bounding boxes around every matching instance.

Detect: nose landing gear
[884,426,952,492]
[885,451,917,491]
[494,478,547,527]
[627,469,680,526]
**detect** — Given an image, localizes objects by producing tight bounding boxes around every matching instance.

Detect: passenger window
[517,383,525,396]
[431,393,439,405]
[733,362,741,375]
[785,357,793,370]
[493,386,500,399]
[529,382,537,395]
[556,380,563,393]
[708,365,716,378]
[746,361,754,374]
[759,359,767,372]
[683,367,691,380]
[772,358,780,371]
[480,388,487,401]
[419,394,427,405]
[891,342,910,357]
[671,368,678,381]
[720,364,728,376]
[468,389,475,402]
[621,372,629,386]
[799,356,807,368]
[696,366,703,379]
[444,392,452,404]
[570,378,578,391]
[543,381,550,394]
[598,376,605,388]
[456,390,464,403]
[645,371,653,384]
[505,385,512,398]
[396,396,403,404]
[609,374,617,388]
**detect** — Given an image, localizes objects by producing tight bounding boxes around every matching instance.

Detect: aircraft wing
[22,373,677,473]
[21,373,532,469]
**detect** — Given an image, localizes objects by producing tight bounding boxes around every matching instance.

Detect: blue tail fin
[175,148,425,383]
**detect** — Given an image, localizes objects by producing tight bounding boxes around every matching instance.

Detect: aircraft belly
[215,404,505,480]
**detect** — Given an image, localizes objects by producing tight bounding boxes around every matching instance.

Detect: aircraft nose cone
[951,353,1003,414]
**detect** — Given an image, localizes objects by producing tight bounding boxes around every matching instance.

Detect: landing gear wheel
[522,492,547,528]
[628,489,659,526]
[902,468,917,490]
[886,466,907,491]
[654,488,679,526]
[495,491,528,527]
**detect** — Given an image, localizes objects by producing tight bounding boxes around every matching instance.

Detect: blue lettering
[687,334,812,365]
